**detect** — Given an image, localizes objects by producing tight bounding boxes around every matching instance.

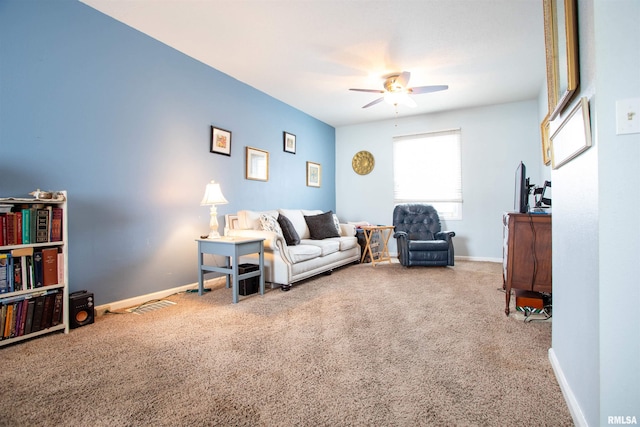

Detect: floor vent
[127,300,176,315]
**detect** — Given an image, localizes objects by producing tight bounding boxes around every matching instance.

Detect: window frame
[392,129,463,220]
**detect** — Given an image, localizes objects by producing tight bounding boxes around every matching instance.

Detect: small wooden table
[196,236,265,303]
[360,225,394,266]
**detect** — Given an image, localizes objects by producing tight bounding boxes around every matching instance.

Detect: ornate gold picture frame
[543,0,579,120]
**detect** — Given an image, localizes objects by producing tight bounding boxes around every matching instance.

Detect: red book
[50,208,63,242]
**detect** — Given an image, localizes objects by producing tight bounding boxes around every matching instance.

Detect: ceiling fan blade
[396,71,411,88]
[362,97,384,108]
[349,88,384,93]
[409,85,449,94]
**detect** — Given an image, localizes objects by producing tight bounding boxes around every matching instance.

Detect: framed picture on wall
[540,114,552,166]
[306,161,321,187]
[550,96,592,170]
[283,131,296,154]
[210,126,232,156]
[246,146,269,181]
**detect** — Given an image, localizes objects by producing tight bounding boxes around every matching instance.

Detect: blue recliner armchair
[392,204,455,267]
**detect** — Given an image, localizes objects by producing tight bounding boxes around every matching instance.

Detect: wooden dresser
[502,213,552,315]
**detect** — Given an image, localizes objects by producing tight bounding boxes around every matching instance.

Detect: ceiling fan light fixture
[384,91,414,107]
[350,71,446,109]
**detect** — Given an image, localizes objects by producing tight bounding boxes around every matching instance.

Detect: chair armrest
[393,231,408,239]
[435,231,456,241]
[393,231,409,266]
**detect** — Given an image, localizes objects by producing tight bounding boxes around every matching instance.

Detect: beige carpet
[0,260,572,426]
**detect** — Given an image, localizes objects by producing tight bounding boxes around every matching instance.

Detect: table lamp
[200,180,228,238]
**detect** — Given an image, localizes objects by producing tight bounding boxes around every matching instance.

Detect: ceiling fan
[349,71,448,109]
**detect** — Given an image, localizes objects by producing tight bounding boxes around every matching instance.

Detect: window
[392,129,462,220]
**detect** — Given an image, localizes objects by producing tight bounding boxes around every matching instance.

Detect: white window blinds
[393,129,462,205]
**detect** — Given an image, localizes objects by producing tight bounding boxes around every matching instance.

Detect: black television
[514,161,530,213]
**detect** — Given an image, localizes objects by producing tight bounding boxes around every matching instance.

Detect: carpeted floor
[0,260,572,426]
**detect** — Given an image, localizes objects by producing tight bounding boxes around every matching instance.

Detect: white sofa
[224,209,361,290]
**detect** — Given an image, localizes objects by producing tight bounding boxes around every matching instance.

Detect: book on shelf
[0,290,61,340]
[23,298,35,335]
[26,255,34,290]
[33,251,44,288]
[5,212,16,245]
[0,214,5,246]
[0,253,9,294]
[3,303,13,338]
[30,295,46,333]
[21,208,30,244]
[40,292,55,330]
[42,247,58,286]
[12,254,22,292]
[35,208,50,243]
[10,247,33,291]
[15,212,22,245]
[18,297,29,336]
[57,252,64,285]
[0,304,6,337]
[50,291,63,326]
[50,207,63,242]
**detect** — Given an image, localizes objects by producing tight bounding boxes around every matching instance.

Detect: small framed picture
[246,146,269,181]
[210,126,232,156]
[283,131,296,154]
[306,161,321,187]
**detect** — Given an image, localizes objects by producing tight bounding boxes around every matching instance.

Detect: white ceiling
[80,0,546,128]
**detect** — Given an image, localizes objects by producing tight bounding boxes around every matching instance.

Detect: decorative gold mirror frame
[543,0,579,120]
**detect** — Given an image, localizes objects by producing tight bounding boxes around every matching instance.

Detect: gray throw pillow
[277,214,300,245]
[304,211,341,240]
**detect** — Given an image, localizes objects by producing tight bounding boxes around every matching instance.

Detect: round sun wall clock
[352,150,375,175]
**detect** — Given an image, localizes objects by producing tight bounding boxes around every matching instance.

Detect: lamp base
[206,231,222,239]
[206,205,221,239]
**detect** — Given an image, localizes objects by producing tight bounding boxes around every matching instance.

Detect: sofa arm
[225,229,282,251]
[339,223,357,236]
[225,228,294,265]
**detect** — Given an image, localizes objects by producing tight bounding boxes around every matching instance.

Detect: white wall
[336,100,543,261]
[595,0,640,420]
[549,1,640,425]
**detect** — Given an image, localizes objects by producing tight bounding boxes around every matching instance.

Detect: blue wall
[0,0,336,304]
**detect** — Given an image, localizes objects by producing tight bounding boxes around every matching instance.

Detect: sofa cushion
[334,236,359,251]
[304,211,341,239]
[287,244,322,263]
[277,214,300,246]
[278,209,312,239]
[238,209,278,230]
[300,238,340,256]
[260,213,283,236]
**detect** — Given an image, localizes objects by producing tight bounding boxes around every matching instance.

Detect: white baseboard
[94,277,225,316]
[455,255,502,263]
[549,348,588,427]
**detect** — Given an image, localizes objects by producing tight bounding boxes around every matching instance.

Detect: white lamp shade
[384,92,416,108]
[200,181,228,206]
